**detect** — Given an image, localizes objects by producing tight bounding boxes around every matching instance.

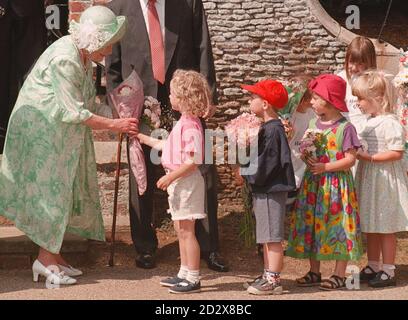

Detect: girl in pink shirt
[137,70,212,294]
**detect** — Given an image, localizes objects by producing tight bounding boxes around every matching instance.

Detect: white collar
[141,0,164,7]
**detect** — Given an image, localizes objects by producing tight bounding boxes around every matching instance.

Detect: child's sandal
[296,271,322,287]
[319,275,346,291]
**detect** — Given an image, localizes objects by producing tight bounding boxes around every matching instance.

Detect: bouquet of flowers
[142,96,161,130]
[225,112,261,248]
[225,112,261,150]
[109,71,147,196]
[299,128,325,160]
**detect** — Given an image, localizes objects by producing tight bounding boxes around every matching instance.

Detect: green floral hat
[278,79,309,118]
[69,5,127,53]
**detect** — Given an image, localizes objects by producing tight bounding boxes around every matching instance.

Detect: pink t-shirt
[161,114,204,171]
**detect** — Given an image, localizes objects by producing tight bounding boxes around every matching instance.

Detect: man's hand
[157,174,175,191]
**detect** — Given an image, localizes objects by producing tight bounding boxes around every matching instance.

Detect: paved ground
[1,213,408,300]
[1,259,408,300]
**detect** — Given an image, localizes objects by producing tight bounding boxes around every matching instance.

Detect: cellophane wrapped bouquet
[109,71,147,195]
[225,112,261,162]
[225,112,261,248]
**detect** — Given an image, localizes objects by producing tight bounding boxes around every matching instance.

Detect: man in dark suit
[0,0,47,153]
[106,0,228,272]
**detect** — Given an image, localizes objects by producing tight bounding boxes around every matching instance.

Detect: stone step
[0,227,90,269]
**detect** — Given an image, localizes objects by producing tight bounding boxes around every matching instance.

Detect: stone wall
[69,0,347,208]
[203,0,346,206]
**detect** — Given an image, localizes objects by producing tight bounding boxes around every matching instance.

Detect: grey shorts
[252,192,288,244]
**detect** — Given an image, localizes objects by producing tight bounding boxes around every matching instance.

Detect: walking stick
[108,133,124,267]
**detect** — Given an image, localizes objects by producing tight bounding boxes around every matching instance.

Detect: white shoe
[58,264,83,277]
[32,260,77,285]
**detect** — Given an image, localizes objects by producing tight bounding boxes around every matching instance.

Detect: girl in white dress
[352,70,408,288]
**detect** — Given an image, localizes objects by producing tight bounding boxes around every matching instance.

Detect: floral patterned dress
[286,118,363,261]
[0,36,105,254]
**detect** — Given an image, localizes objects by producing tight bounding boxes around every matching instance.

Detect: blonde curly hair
[351,69,397,114]
[170,70,213,117]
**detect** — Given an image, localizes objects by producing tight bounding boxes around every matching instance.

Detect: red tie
[147,0,165,84]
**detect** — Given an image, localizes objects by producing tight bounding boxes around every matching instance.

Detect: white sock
[382,264,396,278]
[263,269,267,279]
[186,270,200,284]
[368,260,381,273]
[177,265,188,279]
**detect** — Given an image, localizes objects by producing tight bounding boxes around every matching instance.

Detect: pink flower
[225,112,261,148]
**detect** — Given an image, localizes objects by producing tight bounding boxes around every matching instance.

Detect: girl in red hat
[286,74,363,291]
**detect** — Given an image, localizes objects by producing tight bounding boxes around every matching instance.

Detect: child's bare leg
[333,260,348,278]
[380,233,397,277]
[179,219,200,283]
[175,220,188,279]
[310,259,321,274]
[366,233,382,273]
[263,243,268,270]
[265,242,283,272]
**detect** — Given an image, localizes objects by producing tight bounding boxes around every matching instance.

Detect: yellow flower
[327,137,337,151]
[346,218,355,233]
[295,245,304,253]
[320,244,333,255]
[315,217,325,233]
[305,210,314,225]
[330,215,341,227]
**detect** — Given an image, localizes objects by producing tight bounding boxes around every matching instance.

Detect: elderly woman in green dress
[0,6,135,285]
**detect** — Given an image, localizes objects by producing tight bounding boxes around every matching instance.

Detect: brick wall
[69,0,347,207]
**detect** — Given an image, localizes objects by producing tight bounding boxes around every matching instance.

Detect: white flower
[151,112,159,124]
[144,109,152,117]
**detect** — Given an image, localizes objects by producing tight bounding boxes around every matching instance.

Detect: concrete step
[0,227,90,269]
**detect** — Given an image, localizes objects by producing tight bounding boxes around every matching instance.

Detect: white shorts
[166,169,207,221]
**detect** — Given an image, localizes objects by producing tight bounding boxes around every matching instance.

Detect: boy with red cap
[286,74,363,291]
[238,79,296,295]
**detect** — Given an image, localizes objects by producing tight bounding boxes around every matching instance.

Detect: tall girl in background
[338,36,377,135]
[352,70,408,288]
[286,74,363,291]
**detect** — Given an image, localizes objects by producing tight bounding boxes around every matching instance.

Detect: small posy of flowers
[279,114,294,140]
[225,112,262,148]
[394,51,408,89]
[142,96,161,129]
[299,129,325,159]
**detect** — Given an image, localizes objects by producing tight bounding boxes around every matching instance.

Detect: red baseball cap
[308,74,348,112]
[241,79,288,109]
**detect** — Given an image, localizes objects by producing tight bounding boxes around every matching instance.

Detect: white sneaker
[58,264,83,277]
[32,260,77,285]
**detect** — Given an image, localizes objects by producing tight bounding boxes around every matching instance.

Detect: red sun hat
[241,79,288,109]
[308,74,348,112]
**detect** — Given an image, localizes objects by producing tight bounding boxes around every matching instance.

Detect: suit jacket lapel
[164,0,180,73]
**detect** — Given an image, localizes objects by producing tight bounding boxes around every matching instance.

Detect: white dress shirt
[139,0,165,41]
